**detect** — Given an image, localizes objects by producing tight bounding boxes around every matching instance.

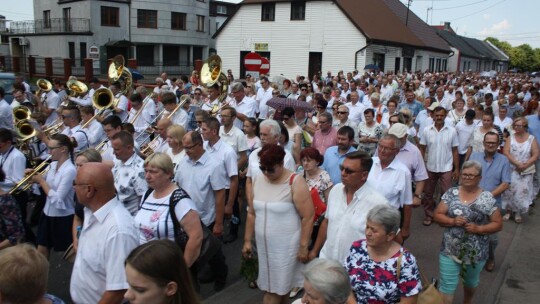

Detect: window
[291,2,305,20]
[137,9,157,29]
[63,8,72,32]
[68,42,75,67]
[137,45,154,66]
[171,12,186,30]
[261,3,275,21]
[163,46,180,66]
[101,6,119,27]
[429,58,435,72]
[197,15,205,32]
[43,10,51,28]
[80,42,87,66]
[216,5,227,14]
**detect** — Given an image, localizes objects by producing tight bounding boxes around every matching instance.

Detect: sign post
[244,52,262,78]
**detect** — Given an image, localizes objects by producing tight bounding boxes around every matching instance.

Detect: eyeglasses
[301,89,307,91]
[339,165,361,174]
[61,115,74,119]
[318,120,329,124]
[47,145,62,150]
[259,165,276,174]
[196,121,203,124]
[194,92,201,95]
[484,141,498,146]
[219,114,232,118]
[461,173,480,179]
[272,92,279,95]
[337,111,348,114]
[513,124,525,128]
[316,106,325,109]
[282,116,290,120]
[184,143,200,150]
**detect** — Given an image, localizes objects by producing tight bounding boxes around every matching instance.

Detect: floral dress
[502,134,535,213]
[440,187,497,264]
[345,240,422,304]
[0,194,25,245]
[298,168,333,225]
[357,122,383,156]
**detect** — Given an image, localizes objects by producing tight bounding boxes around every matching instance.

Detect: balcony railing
[9,18,91,34]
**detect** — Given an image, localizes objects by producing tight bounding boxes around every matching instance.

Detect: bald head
[75,163,116,209]
[156,118,172,139]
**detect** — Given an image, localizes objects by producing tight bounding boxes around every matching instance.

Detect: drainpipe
[355,43,370,71]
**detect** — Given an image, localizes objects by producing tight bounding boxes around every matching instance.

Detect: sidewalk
[495,206,540,303]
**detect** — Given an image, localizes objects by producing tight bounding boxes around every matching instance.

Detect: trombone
[200,55,229,117]
[9,156,52,195]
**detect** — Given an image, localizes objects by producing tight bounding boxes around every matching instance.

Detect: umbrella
[266,97,314,112]
[364,64,379,70]
[127,68,144,80]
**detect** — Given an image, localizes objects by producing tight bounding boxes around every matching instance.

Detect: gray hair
[380,134,400,149]
[230,82,244,92]
[319,111,333,124]
[259,119,281,139]
[367,205,401,234]
[462,160,482,176]
[302,259,351,304]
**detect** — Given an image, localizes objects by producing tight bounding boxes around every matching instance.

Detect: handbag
[302,172,327,221]
[143,189,222,270]
[396,252,444,304]
[520,164,535,175]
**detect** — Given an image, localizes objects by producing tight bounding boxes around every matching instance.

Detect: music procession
[2,53,539,304]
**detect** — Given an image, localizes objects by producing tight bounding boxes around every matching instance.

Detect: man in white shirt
[109,83,129,122]
[71,163,138,304]
[494,106,512,131]
[255,76,273,120]
[368,134,413,244]
[288,82,300,100]
[0,88,13,130]
[229,82,258,129]
[110,131,148,215]
[161,92,189,130]
[128,93,153,147]
[80,106,105,148]
[419,106,459,226]
[456,110,478,166]
[135,86,157,121]
[59,106,89,153]
[345,91,365,125]
[40,89,61,127]
[0,128,26,195]
[309,151,388,263]
[99,115,123,161]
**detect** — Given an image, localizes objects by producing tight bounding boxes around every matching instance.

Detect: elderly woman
[345,204,422,304]
[291,258,351,304]
[502,117,539,223]
[434,160,503,304]
[134,153,203,271]
[448,98,467,126]
[357,108,383,156]
[242,144,314,304]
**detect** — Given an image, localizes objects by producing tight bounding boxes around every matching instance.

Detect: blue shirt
[469,151,511,205]
[526,114,540,149]
[322,145,356,185]
[398,100,424,118]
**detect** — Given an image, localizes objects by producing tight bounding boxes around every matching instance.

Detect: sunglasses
[301,89,307,91]
[337,111,348,114]
[259,165,276,174]
[339,165,361,174]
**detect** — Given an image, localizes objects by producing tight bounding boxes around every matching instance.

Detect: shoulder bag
[397,251,443,304]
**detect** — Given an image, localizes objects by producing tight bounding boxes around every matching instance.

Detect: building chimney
[444,22,451,31]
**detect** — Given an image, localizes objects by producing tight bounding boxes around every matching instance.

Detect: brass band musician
[80,106,106,148]
[128,93,152,147]
[161,92,189,130]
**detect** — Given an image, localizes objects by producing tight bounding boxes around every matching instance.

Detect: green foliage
[486,37,540,71]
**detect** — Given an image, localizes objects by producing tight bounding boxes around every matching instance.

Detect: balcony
[9,18,91,35]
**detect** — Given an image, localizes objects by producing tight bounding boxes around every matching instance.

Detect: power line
[433,0,491,11]
[449,0,507,21]
[0,10,33,17]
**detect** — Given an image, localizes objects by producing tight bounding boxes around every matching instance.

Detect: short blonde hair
[144,152,174,175]
[0,244,49,304]
[167,125,186,147]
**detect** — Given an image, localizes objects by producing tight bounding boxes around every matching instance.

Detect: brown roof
[218,0,451,53]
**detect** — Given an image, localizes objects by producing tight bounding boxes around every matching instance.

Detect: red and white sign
[244,52,262,71]
[259,57,270,75]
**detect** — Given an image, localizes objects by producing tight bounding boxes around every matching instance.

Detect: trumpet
[9,156,52,195]
[140,137,159,158]
[42,120,64,136]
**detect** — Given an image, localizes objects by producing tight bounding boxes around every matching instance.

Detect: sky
[2,0,539,48]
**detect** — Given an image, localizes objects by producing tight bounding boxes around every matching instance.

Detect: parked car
[0,72,15,103]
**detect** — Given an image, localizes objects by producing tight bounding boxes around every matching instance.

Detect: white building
[214,0,451,79]
[8,0,218,75]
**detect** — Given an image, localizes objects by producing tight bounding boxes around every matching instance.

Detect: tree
[485,37,540,71]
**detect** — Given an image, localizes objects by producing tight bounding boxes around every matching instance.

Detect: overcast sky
[3,0,538,47]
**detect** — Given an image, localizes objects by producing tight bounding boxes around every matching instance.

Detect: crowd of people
[0,67,539,304]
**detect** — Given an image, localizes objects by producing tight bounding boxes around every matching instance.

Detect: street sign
[244,52,262,71]
[259,57,270,75]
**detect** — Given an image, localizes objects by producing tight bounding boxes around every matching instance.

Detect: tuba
[80,87,115,129]
[36,78,52,104]
[200,55,229,116]
[13,105,31,122]
[108,55,133,97]
[15,120,37,142]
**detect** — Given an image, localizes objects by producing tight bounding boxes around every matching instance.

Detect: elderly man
[309,151,388,263]
[368,134,413,244]
[322,126,357,185]
[419,106,459,226]
[312,112,337,155]
[174,131,229,291]
[255,76,273,120]
[70,163,138,304]
[333,104,358,141]
[110,131,148,215]
[470,131,511,272]
[345,91,365,124]
[145,118,172,154]
[229,82,258,129]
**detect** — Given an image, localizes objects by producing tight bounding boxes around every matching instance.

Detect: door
[80,42,87,67]
[308,52,322,80]
[63,8,72,32]
[68,42,75,67]
[394,57,401,74]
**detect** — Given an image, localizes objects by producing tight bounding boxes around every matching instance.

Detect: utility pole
[405,0,413,26]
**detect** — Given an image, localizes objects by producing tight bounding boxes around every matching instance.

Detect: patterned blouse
[345,240,422,304]
[440,187,497,264]
[0,194,25,245]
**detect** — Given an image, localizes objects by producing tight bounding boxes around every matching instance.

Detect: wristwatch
[414,193,424,199]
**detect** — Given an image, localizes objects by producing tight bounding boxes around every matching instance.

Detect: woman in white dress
[502,117,539,223]
[242,144,314,304]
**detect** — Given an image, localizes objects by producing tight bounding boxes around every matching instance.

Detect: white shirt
[112,153,148,215]
[70,198,139,304]
[319,183,388,263]
[166,108,189,130]
[219,125,249,157]
[230,96,258,129]
[0,147,26,192]
[455,120,476,155]
[345,101,366,124]
[115,94,129,122]
[246,146,296,178]
[256,86,273,119]
[83,119,106,148]
[419,124,459,173]
[174,152,228,226]
[204,139,238,189]
[101,141,115,162]
[494,116,512,131]
[128,107,153,146]
[367,157,413,209]
[43,161,77,217]
[44,91,60,126]
[62,124,89,153]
